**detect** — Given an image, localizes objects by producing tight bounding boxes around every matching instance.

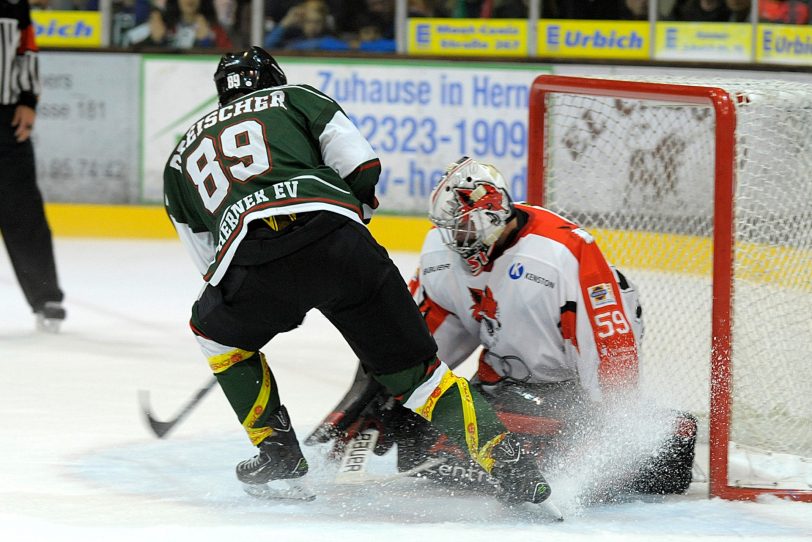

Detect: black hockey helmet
[214,46,287,106]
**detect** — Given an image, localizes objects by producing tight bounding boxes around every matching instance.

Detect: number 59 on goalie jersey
[409,204,645,402]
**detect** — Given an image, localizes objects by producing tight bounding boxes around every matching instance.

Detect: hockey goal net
[528,74,812,501]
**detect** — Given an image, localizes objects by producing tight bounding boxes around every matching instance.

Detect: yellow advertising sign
[758,24,812,65]
[408,18,528,57]
[538,20,649,60]
[655,22,751,62]
[31,10,102,48]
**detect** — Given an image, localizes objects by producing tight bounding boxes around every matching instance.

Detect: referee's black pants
[0,105,63,312]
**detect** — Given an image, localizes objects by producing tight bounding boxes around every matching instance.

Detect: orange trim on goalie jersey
[579,241,639,391]
[514,204,585,259]
[417,290,452,335]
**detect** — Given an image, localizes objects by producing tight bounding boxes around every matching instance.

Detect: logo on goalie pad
[587,283,616,308]
[421,461,498,490]
[336,429,379,478]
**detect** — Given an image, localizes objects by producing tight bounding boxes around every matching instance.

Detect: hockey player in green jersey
[163,46,552,504]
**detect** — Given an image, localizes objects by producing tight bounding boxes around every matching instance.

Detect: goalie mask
[429,157,514,275]
[214,46,287,106]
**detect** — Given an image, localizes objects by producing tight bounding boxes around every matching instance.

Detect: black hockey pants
[192,211,438,377]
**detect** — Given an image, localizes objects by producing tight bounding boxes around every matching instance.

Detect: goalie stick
[138,377,218,438]
[332,426,447,485]
[305,364,383,445]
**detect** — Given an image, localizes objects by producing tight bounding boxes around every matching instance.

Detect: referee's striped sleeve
[15,22,39,108]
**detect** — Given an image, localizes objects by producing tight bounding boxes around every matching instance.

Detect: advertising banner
[141,57,548,213]
[655,22,752,62]
[35,52,140,203]
[407,18,528,57]
[538,20,650,60]
[757,24,812,65]
[31,10,102,48]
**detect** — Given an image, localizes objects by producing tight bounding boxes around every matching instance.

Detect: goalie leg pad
[627,411,698,495]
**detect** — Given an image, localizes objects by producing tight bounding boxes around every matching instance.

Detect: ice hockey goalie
[308,157,697,502]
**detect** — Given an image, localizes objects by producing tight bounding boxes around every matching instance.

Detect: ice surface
[1,238,810,542]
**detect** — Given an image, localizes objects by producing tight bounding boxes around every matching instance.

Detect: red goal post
[527,74,812,501]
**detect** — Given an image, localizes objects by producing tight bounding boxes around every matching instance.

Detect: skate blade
[36,318,62,333]
[242,478,316,501]
[538,498,565,521]
[505,496,565,521]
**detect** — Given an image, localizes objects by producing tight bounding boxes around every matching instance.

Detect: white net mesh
[538,77,812,490]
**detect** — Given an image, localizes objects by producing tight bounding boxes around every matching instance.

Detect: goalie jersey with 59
[410,204,644,402]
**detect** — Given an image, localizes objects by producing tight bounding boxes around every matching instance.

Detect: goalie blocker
[309,365,698,501]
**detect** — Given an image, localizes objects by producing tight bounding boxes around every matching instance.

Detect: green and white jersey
[163,84,380,286]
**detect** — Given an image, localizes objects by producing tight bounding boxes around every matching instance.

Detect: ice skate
[237,405,313,500]
[489,433,562,519]
[35,301,66,333]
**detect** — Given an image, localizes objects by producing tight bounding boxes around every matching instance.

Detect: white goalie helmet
[429,156,514,275]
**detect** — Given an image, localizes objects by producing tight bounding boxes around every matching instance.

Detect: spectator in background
[126,0,232,48]
[459,0,559,18]
[126,6,170,46]
[409,0,449,17]
[266,0,298,23]
[444,0,483,17]
[618,0,647,18]
[480,0,525,17]
[30,0,90,8]
[163,0,232,47]
[760,0,808,23]
[669,0,730,20]
[264,0,348,50]
[556,0,621,19]
[351,11,395,51]
[668,0,752,21]
[224,0,254,48]
[364,0,395,38]
[726,0,752,21]
[99,0,154,45]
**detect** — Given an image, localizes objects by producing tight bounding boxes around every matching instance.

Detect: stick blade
[137,389,173,439]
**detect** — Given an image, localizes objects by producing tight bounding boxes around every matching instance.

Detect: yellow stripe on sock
[476,432,506,474]
[242,352,274,445]
[207,348,255,374]
[414,370,458,421]
[455,377,480,460]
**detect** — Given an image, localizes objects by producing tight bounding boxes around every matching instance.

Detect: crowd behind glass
[30,0,807,51]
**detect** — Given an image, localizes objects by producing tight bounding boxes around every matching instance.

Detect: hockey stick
[305,364,383,446]
[138,377,218,438]
[333,427,447,485]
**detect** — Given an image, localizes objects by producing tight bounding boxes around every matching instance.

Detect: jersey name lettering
[171,90,287,168]
[215,181,300,250]
[217,188,271,249]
